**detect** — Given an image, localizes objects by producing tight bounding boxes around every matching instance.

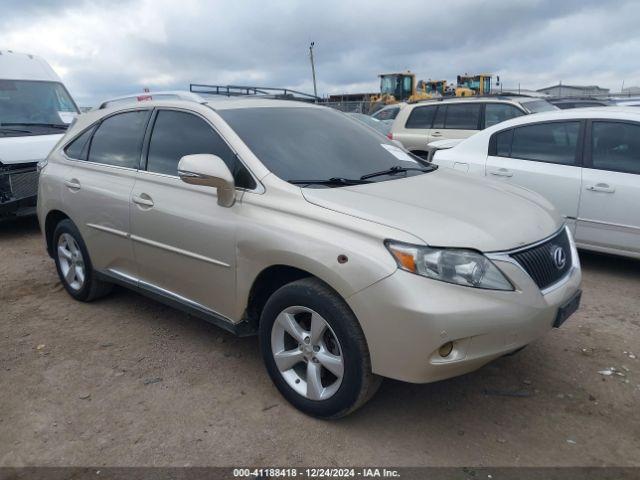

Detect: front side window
[444,103,481,130]
[405,105,436,129]
[219,107,433,185]
[591,121,640,175]
[510,121,580,165]
[88,111,149,168]
[146,110,255,188]
[485,103,525,128]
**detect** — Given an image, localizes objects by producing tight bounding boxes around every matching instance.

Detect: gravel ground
[1,217,639,467]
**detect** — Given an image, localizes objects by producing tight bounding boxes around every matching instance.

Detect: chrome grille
[511,228,572,290]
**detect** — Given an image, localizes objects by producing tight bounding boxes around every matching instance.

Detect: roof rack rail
[190,83,320,102]
[98,91,205,109]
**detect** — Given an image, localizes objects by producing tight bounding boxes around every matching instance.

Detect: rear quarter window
[64,126,96,160]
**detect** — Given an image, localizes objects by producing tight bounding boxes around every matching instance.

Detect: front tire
[53,219,112,302]
[259,278,381,419]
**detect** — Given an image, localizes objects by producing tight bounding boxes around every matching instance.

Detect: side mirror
[178,154,235,207]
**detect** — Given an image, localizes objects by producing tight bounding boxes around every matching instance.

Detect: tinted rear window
[494,129,513,157]
[591,121,640,174]
[64,127,95,160]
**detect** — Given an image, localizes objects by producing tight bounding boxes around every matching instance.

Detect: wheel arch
[44,210,71,257]
[243,264,314,327]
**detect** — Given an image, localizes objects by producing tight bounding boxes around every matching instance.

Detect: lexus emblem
[551,246,567,270]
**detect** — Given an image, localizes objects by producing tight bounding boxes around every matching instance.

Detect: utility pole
[309,41,318,99]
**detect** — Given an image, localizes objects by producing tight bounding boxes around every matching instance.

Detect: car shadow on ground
[578,249,640,278]
[0,215,40,238]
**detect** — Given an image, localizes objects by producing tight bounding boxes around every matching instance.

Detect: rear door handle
[586,183,615,193]
[431,132,443,137]
[132,193,154,207]
[64,179,81,190]
[489,168,513,178]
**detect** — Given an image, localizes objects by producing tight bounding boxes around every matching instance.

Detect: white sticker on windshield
[381,143,418,163]
[57,111,76,124]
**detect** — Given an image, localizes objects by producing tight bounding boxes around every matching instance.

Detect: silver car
[37,93,582,418]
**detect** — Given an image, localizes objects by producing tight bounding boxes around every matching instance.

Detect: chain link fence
[322,101,380,114]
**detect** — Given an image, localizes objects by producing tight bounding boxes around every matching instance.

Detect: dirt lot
[1,217,639,467]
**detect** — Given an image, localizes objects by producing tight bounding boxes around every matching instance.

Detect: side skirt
[95,270,257,337]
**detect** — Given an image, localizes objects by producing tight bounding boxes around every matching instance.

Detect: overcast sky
[3,0,640,105]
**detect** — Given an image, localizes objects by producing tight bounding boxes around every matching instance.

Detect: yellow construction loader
[370,71,435,106]
[455,74,493,96]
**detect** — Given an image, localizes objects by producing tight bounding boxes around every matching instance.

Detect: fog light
[438,342,454,358]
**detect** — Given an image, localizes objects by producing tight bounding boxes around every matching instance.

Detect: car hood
[0,133,63,165]
[301,169,561,252]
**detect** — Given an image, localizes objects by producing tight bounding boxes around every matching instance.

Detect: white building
[537,84,609,97]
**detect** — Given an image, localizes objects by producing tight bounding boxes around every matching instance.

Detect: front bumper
[347,242,582,384]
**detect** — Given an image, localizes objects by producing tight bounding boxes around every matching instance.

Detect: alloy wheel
[270,306,344,401]
[57,233,86,291]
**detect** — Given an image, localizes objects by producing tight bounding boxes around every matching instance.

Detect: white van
[1,50,79,219]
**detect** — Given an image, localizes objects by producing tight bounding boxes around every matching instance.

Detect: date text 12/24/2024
[233,468,401,478]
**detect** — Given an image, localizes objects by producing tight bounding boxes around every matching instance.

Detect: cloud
[2,0,639,105]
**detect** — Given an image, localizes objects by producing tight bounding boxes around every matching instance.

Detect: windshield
[521,99,559,113]
[219,107,430,185]
[346,113,391,136]
[0,80,78,128]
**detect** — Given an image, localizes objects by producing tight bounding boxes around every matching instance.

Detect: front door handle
[64,179,81,190]
[431,131,443,137]
[132,193,154,207]
[489,168,513,178]
[586,183,615,193]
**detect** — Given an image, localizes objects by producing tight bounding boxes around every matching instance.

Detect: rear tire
[53,219,112,302]
[259,278,381,419]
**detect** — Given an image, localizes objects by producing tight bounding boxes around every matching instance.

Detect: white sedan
[433,107,640,259]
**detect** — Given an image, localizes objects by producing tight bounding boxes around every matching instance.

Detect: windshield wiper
[0,126,34,134]
[360,164,437,180]
[1,122,68,130]
[288,177,372,187]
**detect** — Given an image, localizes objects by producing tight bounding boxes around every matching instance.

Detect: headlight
[385,240,514,291]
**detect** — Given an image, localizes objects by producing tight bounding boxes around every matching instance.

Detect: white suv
[38,93,581,418]
[389,96,558,158]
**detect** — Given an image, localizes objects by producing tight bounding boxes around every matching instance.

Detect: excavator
[455,74,493,96]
